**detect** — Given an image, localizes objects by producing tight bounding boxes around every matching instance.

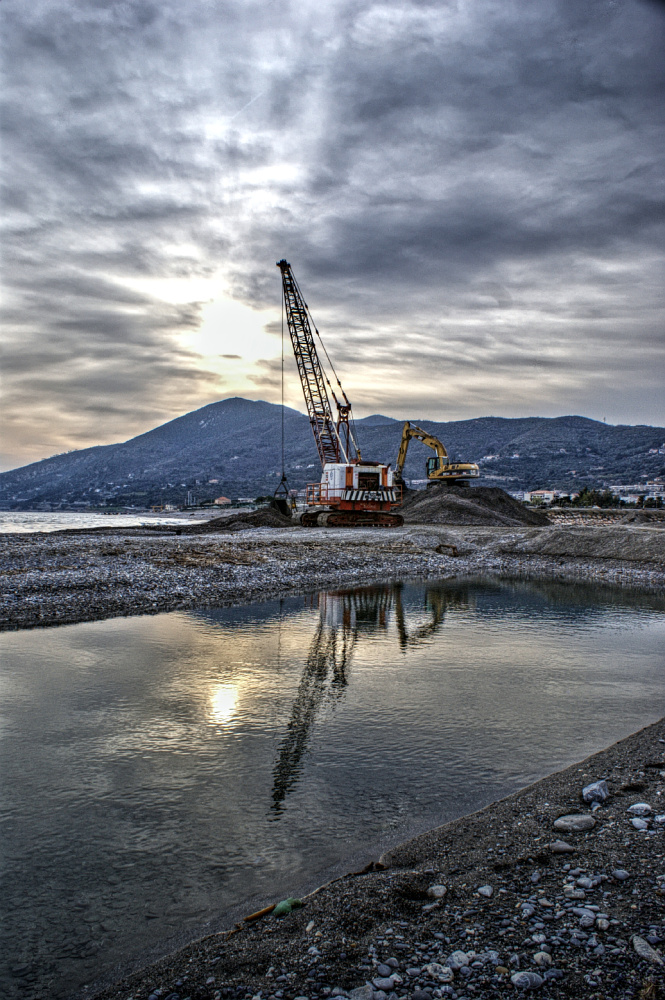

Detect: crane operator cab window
[358,471,380,490]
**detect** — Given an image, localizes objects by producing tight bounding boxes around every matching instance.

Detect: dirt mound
[622,509,665,524]
[129,506,295,535]
[400,484,550,527]
[189,507,295,533]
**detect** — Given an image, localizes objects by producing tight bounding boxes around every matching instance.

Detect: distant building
[524,490,556,504]
[213,496,231,505]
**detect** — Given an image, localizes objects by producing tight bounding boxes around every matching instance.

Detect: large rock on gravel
[553,813,596,832]
[399,484,550,527]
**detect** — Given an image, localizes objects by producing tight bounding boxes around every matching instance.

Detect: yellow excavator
[395,421,480,486]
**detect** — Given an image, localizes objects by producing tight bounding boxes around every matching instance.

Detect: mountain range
[1,397,664,509]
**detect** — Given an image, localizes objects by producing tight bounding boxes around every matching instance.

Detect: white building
[524,490,556,504]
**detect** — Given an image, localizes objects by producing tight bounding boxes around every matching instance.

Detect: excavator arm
[395,420,480,485]
[395,421,448,480]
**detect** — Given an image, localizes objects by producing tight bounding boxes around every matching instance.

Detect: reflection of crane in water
[271,586,392,812]
[394,585,468,651]
[270,583,469,813]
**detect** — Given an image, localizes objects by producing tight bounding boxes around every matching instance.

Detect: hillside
[0,398,663,509]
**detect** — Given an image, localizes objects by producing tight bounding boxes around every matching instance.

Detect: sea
[0,510,221,533]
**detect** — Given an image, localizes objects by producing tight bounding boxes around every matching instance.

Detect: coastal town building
[524,489,557,504]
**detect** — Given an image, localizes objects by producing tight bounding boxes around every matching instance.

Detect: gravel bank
[1,524,664,632]
[548,510,665,527]
[88,717,665,1000]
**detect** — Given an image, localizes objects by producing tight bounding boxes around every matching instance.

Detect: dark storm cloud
[1,0,664,467]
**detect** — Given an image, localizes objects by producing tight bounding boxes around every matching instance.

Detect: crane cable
[274,280,290,507]
[281,283,285,477]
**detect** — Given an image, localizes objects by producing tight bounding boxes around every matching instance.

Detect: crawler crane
[277,259,403,527]
[395,421,480,485]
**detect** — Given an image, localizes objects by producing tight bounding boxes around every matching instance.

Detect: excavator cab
[426,455,448,476]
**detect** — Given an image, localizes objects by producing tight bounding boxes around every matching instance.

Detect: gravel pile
[177,509,295,533]
[623,511,665,525]
[400,487,550,528]
[88,718,665,1000]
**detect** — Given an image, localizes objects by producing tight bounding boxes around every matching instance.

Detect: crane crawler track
[300,510,404,528]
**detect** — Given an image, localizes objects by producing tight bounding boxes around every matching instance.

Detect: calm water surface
[1,579,664,999]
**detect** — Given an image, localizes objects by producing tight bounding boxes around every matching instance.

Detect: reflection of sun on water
[210,684,239,725]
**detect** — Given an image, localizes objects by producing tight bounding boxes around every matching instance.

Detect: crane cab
[308,462,398,505]
[303,462,402,525]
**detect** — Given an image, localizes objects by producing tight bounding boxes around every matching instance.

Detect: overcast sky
[1,0,664,470]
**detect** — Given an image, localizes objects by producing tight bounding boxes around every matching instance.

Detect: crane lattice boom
[277,259,346,467]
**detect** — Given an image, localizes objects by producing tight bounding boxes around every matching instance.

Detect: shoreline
[1,523,665,633]
[87,716,665,1000]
